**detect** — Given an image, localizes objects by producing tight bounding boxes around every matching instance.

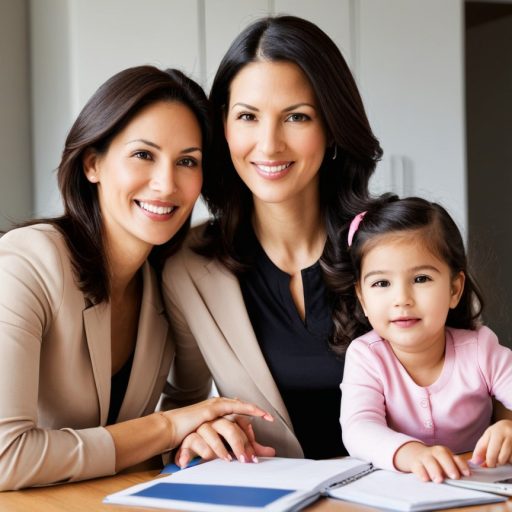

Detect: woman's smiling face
[83,100,203,256]
[224,60,328,208]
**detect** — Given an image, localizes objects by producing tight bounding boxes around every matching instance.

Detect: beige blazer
[163,224,304,458]
[0,224,210,490]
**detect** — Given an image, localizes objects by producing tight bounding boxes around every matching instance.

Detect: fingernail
[252,455,259,463]
[470,456,483,465]
[239,454,246,463]
[227,453,233,461]
[449,474,457,479]
[463,469,471,476]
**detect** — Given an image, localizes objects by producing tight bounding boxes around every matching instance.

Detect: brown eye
[134,151,152,160]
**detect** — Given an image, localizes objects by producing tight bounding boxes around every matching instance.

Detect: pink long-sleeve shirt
[340,326,512,470]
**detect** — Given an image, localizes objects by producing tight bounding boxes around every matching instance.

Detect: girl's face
[224,60,328,208]
[84,100,203,257]
[355,233,465,356]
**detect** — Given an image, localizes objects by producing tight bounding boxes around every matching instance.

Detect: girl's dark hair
[22,65,211,304]
[334,194,484,352]
[197,15,382,351]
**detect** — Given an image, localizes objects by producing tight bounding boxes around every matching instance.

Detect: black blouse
[238,231,347,459]
[107,351,134,425]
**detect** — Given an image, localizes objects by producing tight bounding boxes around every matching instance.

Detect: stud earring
[332,145,338,160]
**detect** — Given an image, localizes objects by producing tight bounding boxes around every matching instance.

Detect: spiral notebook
[104,457,505,512]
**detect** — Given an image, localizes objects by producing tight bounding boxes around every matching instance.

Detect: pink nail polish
[239,454,246,463]
[252,455,259,463]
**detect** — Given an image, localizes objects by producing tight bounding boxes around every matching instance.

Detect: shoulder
[163,222,232,281]
[447,325,499,348]
[346,329,388,359]
[0,224,71,312]
[1,224,68,267]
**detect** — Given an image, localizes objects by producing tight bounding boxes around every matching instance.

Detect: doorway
[466,1,512,344]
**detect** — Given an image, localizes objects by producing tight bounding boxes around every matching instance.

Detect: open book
[104,457,506,512]
[446,462,512,496]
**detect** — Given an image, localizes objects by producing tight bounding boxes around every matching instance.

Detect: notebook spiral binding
[324,465,376,492]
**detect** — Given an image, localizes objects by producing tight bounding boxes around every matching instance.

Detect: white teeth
[257,163,290,173]
[138,201,175,215]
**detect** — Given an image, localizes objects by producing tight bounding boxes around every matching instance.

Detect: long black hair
[20,66,211,304]
[197,15,382,352]
[333,195,485,351]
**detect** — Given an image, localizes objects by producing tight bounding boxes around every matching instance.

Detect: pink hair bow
[347,211,367,247]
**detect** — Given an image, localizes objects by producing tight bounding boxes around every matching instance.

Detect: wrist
[394,441,426,472]
[156,412,175,452]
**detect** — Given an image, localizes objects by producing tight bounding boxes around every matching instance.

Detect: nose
[394,282,414,308]
[149,162,177,196]
[258,118,285,156]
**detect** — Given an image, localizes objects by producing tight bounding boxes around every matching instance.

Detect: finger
[453,454,471,477]
[485,431,502,468]
[196,422,233,462]
[209,417,254,463]
[438,454,463,480]
[423,457,445,483]
[178,434,214,468]
[497,437,512,466]
[204,398,274,423]
[471,430,490,465]
[247,424,276,457]
[411,462,430,482]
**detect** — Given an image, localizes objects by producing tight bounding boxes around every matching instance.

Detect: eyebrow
[230,102,317,112]
[126,139,202,153]
[362,265,441,283]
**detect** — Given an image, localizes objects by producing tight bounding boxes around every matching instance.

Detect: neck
[105,237,150,301]
[391,332,446,387]
[252,189,326,274]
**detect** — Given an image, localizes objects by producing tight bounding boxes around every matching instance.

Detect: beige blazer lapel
[197,258,292,428]
[118,262,169,421]
[83,301,111,426]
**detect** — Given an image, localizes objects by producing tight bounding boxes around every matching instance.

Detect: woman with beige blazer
[162,16,383,464]
[0,66,273,491]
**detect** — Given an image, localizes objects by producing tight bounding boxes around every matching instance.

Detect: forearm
[106,412,171,472]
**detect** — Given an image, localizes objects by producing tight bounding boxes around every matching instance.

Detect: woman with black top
[163,15,382,464]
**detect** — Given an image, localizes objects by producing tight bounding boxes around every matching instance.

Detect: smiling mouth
[254,162,293,173]
[391,318,420,328]
[136,200,177,215]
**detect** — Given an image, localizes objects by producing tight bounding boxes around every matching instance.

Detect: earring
[332,145,337,160]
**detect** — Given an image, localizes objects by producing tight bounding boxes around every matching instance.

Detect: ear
[83,148,101,184]
[449,271,465,309]
[355,282,368,317]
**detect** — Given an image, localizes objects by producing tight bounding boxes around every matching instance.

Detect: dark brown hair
[334,194,484,351]
[197,15,382,352]
[22,66,211,303]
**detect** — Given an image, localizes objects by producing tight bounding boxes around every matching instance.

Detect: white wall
[357,0,467,233]
[25,0,466,231]
[0,0,32,229]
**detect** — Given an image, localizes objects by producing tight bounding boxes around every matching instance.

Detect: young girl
[339,195,512,483]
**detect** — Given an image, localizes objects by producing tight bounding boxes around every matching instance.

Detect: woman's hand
[471,419,512,468]
[394,441,470,483]
[175,414,276,468]
[160,397,274,458]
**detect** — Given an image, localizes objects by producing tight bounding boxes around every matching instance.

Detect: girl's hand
[394,442,470,483]
[159,397,274,461]
[175,415,276,468]
[471,419,512,467]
